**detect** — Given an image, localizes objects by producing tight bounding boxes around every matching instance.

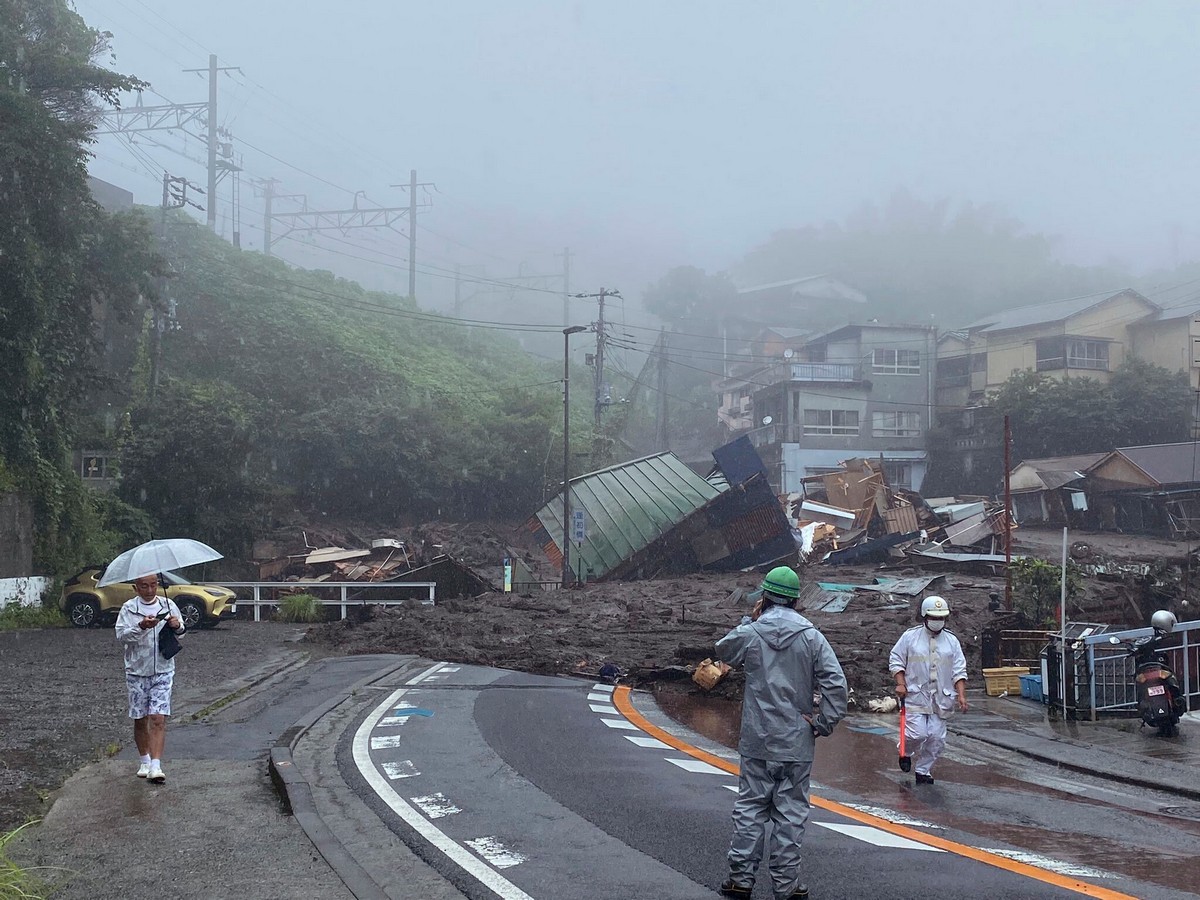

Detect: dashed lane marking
[814,822,945,852]
[465,837,527,869]
[353,674,535,900]
[591,683,614,693]
[411,792,462,819]
[382,760,419,780]
[589,703,619,714]
[664,758,728,776]
[587,693,613,702]
[371,734,405,750]
[843,804,943,830]
[600,718,639,730]
[624,735,672,749]
[982,850,1116,879]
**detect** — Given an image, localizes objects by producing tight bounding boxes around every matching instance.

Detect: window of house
[935,356,969,386]
[1036,337,1065,371]
[803,408,859,435]
[970,352,988,373]
[872,411,921,437]
[1037,337,1109,371]
[806,345,827,363]
[80,454,111,480]
[1066,339,1109,370]
[884,462,914,489]
[872,348,921,375]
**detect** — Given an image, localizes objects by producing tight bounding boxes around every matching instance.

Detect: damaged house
[1008,442,1200,538]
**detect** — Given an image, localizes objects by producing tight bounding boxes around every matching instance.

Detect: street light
[562,325,588,588]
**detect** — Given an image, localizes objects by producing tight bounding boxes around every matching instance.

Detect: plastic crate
[983,666,1030,697]
[1019,673,1043,702]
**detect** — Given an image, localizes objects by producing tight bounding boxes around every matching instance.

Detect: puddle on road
[655,686,1200,895]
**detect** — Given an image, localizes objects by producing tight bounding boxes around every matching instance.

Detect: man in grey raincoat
[716,566,848,900]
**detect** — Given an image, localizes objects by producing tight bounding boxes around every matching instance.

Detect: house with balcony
[941,289,1160,408]
[745,323,935,493]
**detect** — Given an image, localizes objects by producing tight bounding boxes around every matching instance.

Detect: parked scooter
[1108,609,1186,737]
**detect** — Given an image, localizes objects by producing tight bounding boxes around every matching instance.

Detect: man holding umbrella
[116,574,185,783]
[102,539,223,783]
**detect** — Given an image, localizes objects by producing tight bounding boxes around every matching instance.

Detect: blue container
[1019,674,1043,703]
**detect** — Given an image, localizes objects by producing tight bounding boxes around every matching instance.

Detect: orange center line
[612,685,1136,900]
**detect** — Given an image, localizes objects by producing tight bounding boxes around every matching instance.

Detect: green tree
[990,359,1192,464]
[641,266,737,330]
[1108,358,1192,448]
[0,0,159,571]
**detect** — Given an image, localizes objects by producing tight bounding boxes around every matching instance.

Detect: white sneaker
[148,765,165,784]
[136,762,150,778]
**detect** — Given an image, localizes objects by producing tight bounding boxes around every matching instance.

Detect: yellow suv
[60,567,237,629]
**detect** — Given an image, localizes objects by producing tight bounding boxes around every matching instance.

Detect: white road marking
[843,804,943,830]
[352,680,535,900]
[407,664,447,686]
[441,666,461,672]
[600,718,639,730]
[591,683,614,693]
[382,760,419,780]
[589,703,619,714]
[411,792,462,819]
[724,785,738,792]
[981,849,1115,878]
[374,718,409,728]
[814,822,944,852]
[665,758,728,776]
[586,693,611,702]
[370,734,405,750]
[624,735,671,749]
[465,836,527,869]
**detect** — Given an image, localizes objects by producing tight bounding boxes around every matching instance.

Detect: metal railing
[1082,619,1200,719]
[215,581,437,622]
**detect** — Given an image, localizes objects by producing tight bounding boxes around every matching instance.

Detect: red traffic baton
[898,695,912,773]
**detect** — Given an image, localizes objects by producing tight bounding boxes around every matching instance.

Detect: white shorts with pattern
[126,672,174,718]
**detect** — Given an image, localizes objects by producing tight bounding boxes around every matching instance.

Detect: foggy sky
[77,0,1200,319]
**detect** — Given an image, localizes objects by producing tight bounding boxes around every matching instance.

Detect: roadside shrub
[1011,557,1082,628]
[0,821,53,898]
[0,605,67,631]
[275,593,324,623]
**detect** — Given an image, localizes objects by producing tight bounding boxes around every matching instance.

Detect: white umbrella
[97,539,224,587]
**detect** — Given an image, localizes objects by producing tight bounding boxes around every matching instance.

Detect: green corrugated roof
[536,452,724,579]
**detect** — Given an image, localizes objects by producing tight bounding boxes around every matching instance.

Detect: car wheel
[66,595,101,628]
[176,597,205,630]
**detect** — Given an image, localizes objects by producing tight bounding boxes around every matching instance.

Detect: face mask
[926,619,945,633]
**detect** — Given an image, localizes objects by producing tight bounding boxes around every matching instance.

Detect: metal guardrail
[1081,619,1199,719]
[215,581,437,622]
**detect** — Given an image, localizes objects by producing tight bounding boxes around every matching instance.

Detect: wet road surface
[657,688,1200,897]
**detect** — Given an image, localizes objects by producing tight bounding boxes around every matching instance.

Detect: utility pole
[555,247,572,327]
[575,287,621,429]
[454,265,462,317]
[153,172,202,400]
[181,54,241,232]
[655,328,669,451]
[389,170,435,301]
[1004,413,1013,611]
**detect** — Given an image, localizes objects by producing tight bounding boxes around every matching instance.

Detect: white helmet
[921,596,951,618]
[1151,609,1177,634]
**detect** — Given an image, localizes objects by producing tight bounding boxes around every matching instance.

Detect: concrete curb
[267,656,424,900]
[948,723,1200,802]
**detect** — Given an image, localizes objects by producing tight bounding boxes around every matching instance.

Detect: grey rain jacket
[716,603,848,762]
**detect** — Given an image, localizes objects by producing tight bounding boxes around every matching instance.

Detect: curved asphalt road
[342,662,1143,900]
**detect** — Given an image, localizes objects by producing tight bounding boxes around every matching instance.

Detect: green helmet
[759,565,801,601]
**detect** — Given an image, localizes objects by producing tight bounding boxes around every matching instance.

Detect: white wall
[0,577,53,609]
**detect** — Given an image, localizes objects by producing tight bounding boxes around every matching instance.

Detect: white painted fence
[215,581,437,621]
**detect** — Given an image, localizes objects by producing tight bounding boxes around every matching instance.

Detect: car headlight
[203,588,229,598]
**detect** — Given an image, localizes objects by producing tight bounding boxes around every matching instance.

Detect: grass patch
[274,593,324,624]
[0,606,67,632]
[0,821,57,899]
